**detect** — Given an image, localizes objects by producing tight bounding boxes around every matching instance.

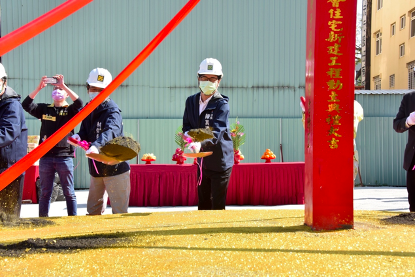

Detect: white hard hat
[197,58,223,77]
[0,63,7,79]
[86,68,112,88]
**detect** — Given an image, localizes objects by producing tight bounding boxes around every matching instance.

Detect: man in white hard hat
[22,75,83,217]
[0,63,28,218]
[182,58,233,210]
[71,68,131,215]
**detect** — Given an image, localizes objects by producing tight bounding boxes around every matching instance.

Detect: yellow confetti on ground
[0,210,414,276]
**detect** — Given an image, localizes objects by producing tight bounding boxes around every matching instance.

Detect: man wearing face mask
[182,58,233,210]
[0,63,28,218]
[22,75,83,217]
[71,68,130,215]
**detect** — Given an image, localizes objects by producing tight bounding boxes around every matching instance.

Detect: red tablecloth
[129,164,198,207]
[128,162,304,207]
[226,162,305,205]
[22,165,39,204]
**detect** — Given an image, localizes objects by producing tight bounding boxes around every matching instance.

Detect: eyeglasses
[199,75,219,82]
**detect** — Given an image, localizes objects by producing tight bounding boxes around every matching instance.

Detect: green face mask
[199,81,217,95]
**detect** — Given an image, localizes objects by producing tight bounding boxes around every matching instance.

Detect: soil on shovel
[188,127,214,142]
[100,136,140,161]
[381,213,415,225]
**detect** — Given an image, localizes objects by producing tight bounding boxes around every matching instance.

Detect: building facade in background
[370,0,415,89]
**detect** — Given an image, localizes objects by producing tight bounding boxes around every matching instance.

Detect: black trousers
[197,167,232,210]
[0,174,25,218]
[407,156,415,212]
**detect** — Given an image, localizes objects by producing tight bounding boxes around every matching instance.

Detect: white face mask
[51,89,66,101]
[199,81,217,96]
[89,92,99,100]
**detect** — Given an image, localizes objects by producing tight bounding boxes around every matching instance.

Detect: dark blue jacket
[183,91,233,172]
[78,98,130,177]
[0,87,28,172]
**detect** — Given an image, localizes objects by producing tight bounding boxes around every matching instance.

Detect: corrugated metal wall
[1,0,308,188]
[0,0,307,119]
[354,93,408,187]
[1,0,408,188]
[356,117,407,187]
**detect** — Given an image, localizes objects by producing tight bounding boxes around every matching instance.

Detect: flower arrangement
[173,126,192,164]
[175,126,192,151]
[230,118,245,151]
[230,118,246,164]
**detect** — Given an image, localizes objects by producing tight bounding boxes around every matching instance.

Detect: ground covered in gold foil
[0,210,414,276]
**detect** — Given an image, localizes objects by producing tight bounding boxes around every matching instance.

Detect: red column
[304,0,357,230]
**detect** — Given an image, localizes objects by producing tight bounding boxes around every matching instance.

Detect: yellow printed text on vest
[42,115,56,121]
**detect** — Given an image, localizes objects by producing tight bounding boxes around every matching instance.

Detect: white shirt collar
[199,93,213,115]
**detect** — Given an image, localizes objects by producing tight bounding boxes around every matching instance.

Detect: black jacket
[0,87,28,171]
[22,96,83,158]
[393,91,415,170]
[78,99,130,177]
[183,91,233,172]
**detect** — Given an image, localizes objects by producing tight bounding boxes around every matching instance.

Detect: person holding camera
[0,63,28,218]
[22,75,83,217]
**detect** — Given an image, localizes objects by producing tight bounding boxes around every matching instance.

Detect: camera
[44,77,58,84]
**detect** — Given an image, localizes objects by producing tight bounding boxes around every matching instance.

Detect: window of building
[375,32,382,55]
[400,43,405,57]
[377,0,383,10]
[408,63,415,89]
[401,15,406,29]
[411,11,415,37]
[389,74,395,88]
[391,23,396,36]
[373,75,381,90]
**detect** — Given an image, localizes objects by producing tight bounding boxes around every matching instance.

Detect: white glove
[71,134,81,141]
[85,145,99,155]
[407,112,415,126]
[188,142,201,153]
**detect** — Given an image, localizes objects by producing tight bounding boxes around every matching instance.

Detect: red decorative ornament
[261,149,276,163]
[172,148,187,164]
[141,158,155,164]
[234,149,242,164]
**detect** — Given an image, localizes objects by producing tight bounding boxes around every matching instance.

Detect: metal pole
[280,118,284,162]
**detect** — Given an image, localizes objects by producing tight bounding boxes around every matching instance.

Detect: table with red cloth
[128,162,304,207]
[226,162,305,206]
[22,165,39,204]
[129,164,198,206]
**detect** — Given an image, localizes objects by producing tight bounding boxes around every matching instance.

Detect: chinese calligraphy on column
[325,0,347,149]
